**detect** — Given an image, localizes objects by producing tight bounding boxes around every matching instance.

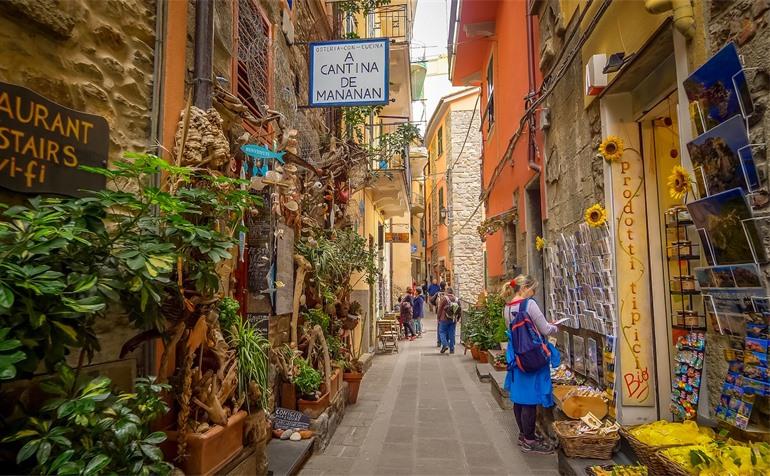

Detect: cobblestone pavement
[300,314,559,475]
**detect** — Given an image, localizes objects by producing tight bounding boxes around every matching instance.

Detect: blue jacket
[412,295,424,318]
[427,284,440,296]
[504,332,561,407]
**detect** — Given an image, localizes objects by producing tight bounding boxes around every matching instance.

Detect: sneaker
[440,346,448,354]
[449,349,455,354]
[521,439,554,455]
[517,435,525,447]
[409,336,416,341]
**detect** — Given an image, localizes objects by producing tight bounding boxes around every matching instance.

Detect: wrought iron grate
[237,0,270,114]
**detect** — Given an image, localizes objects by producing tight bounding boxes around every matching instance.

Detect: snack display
[564,385,609,401]
[661,442,770,475]
[670,333,705,420]
[628,420,714,446]
[587,465,648,476]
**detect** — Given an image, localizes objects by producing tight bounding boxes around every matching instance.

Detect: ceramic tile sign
[0,81,108,196]
[272,407,310,430]
[686,115,759,196]
[612,147,655,406]
[309,39,389,107]
[683,42,753,134]
[687,188,767,265]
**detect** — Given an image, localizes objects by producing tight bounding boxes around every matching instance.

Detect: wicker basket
[652,450,696,476]
[619,427,687,476]
[552,420,620,459]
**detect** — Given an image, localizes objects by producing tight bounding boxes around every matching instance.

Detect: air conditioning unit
[585,54,608,96]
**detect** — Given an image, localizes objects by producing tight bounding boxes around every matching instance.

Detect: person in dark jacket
[399,293,416,341]
[412,289,425,336]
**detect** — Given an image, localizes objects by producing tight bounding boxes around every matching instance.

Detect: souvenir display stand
[543,41,770,475]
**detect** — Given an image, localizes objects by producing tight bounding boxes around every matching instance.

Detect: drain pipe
[193,0,215,109]
[525,11,542,173]
[644,0,695,39]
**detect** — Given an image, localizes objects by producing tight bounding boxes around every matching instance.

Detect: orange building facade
[449,0,545,291]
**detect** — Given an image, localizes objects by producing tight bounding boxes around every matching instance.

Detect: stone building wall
[0,0,157,370]
[448,109,484,301]
[700,0,770,418]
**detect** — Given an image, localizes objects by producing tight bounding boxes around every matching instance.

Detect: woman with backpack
[503,275,560,455]
[437,287,461,354]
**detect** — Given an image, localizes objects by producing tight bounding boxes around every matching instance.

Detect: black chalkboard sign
[0,81,108,196]
[272,407,311,430]
[246,313,269,336]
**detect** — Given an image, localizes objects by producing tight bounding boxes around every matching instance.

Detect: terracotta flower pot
[298,389,330,419]
[330,367,342,399]
[478,350,489,364]
[281,382,298,410]
[161,410,247,476]
[470,345,480,361]
[343,371,363,404]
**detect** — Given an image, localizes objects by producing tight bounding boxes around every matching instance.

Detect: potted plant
[295,358,328,418]
[342,327,366,404]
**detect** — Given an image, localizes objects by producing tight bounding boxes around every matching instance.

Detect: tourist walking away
[434,281,447,346]
[427,278,440,312]
[503,275,560,454]
[437,287,461,354]
[412,288,425,336]
[399,292,417,341]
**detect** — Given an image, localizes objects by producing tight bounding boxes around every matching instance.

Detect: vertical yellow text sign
[612,150,655,406]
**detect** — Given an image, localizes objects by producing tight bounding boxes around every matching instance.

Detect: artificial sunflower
[667,165,693,201]
[584,203,608,228]
[598,135,624,162]
[535,236,545,252]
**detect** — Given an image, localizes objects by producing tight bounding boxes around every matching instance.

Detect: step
[489,367,513,410]
[556,439,638,475]
[475,362,494,382]
[266,437,315,476]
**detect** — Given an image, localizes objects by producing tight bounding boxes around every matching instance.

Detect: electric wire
[447,0,613,237]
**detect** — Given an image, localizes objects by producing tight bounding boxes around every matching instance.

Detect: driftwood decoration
[291,254,312,345]
[305,324,332,394]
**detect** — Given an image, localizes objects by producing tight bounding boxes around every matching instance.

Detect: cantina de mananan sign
[309,38,389,107]
[0,82,108,196]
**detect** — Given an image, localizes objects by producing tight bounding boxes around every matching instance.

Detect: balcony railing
[411,190,425,211]
[332,3,410,42]
[367,5,409,42]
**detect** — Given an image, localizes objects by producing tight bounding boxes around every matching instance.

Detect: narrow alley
[300,315,559,476]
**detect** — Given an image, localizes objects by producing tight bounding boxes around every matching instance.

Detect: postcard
[743,377,768,396]
[687,188,767,265]
[694,267,716,288]
[735,413,750,429]
[744,365,769,382]
[745,337,769,353]
[683,42,753,132]
[747,321,769,338]
[745,351,769,367]
[573,335,586,375]
[732,263,763,287]
[686,115,759,195]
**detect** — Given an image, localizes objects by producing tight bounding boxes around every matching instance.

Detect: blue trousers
[413,318,422,334]
[438,320,456,351]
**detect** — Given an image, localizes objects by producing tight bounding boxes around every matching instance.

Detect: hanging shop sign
[0,81,108,196]
[308,38,389,107]
[385,232,409,243]
[612,148,656,407]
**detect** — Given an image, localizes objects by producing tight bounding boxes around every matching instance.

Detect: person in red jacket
[399,291,416,341]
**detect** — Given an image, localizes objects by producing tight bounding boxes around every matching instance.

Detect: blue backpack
[508,299,551,373]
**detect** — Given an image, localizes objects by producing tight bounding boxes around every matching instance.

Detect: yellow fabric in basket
[628,420,714,446]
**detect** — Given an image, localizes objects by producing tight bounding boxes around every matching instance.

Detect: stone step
[475,362,494,382]
[266,437,315,476]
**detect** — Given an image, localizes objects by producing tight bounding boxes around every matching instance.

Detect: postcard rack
[665,206,706,331]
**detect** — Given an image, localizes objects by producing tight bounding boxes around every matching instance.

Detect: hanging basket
[341,314,360,330]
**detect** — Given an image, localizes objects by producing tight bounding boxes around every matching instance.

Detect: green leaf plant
[2,365,172,476]
[0,153,260,376]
